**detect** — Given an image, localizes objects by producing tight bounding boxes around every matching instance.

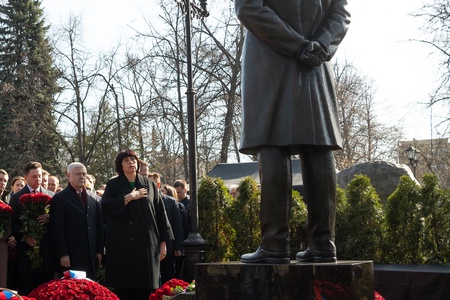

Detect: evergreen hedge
[197,173,450,266]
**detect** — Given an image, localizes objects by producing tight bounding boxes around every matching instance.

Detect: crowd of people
[0,149,191,300]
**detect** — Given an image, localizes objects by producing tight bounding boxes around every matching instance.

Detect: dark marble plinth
[195,260,374,300]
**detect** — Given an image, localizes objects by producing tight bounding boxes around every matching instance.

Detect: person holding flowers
[9,161,55,295]
[101,149,174,300]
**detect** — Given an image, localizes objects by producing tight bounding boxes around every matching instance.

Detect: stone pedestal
[196,260,374,300]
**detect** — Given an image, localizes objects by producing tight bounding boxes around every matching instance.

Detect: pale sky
[41,0,444,142]
[337,0,442,141]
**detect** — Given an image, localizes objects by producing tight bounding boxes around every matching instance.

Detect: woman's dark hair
[115,149,140,174]
[11,176,25,186]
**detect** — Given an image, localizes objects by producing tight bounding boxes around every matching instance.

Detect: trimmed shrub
[335,186,348,259]
[198,176,235,262]
[337,175,384,262]
[289,190,308,259]
[383,175,424,264]
[228,177,261,260]
[420,174,450,264]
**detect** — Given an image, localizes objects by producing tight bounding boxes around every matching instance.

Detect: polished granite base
[195,261,374,300]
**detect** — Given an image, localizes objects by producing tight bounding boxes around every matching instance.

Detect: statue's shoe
[240,247,290,264]
[296,247,337,263]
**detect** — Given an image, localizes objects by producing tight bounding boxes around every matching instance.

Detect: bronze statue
[235,0,351,263]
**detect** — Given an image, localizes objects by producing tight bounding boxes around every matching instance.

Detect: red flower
[19,193,52,269]
[0,200,13,214]
[28,278,119,300]
[0,201,13,237]
[149,279,194,300]
[19,192,51,207]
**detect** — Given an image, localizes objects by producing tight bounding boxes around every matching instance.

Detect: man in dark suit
[50,162,104,279]
[159,194,183,284]
[9,161,55,295]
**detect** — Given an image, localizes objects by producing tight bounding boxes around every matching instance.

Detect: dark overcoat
[235,0,351,155]
[101,174,173,290]
[50,185,104,279]
[162,195,184,256]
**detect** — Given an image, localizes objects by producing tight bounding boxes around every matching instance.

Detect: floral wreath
[149,279,195,300]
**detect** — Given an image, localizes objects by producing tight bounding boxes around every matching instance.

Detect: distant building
[207,159,304,196]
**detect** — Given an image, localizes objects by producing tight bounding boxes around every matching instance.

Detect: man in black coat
[160,194,184,284]
[50,162,104,279]
[147,172,184,283]
[9,162,55,295]
[173,179,191,279]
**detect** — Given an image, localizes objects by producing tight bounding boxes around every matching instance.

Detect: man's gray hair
[229,184,239,193]
[67,162,86,173]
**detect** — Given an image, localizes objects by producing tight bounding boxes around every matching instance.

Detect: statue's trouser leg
[258,146,291,253]
[299,147,337,262]
[240,146,291,264]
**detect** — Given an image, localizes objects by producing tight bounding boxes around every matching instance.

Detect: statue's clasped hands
[299,41,329,66]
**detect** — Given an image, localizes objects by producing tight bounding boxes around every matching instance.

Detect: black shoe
[241,247,290,264]
[296,247,336,263]
[296,247,314,262]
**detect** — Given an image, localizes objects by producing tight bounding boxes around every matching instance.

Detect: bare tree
[45,1,247,184]
[334,60,402,170]
[414,1,450,133]
[51,15,132,182]
[125,1,246,181]
[137,3,192,180]
[199,6,244,163]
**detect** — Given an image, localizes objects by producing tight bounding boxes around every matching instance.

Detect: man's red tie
[77,192,87,209]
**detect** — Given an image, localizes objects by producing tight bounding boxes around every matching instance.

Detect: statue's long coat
[235,0,351,155]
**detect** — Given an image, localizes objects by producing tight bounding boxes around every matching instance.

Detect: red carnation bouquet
[28,278,119,300]
[149,279,195,300]
[0,200,13,238]
[19,192,51,269]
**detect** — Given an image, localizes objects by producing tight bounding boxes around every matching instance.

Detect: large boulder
[337,161,418,205]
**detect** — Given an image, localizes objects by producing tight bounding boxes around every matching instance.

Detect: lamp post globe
[405,145,420,177]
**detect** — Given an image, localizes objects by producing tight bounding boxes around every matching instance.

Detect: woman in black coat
[101,149,173,300]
